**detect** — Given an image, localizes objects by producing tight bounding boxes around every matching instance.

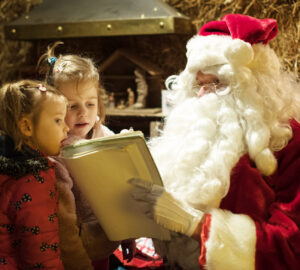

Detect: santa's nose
[197,84,216,98]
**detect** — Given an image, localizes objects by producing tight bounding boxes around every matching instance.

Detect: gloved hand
[128,178,204,237]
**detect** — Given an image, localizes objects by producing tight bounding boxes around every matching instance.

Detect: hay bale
[0,0,42,86]
[167,0,300,76]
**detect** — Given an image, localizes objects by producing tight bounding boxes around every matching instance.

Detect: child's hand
[121,239,136,262]
[92,120,105,138]
[61,135,82,147]
[120,127,134,134]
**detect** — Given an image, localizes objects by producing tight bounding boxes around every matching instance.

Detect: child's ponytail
[37,41,63,85]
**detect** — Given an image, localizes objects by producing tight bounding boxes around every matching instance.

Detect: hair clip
[37,84,47,92]
[47,57,57,66]
[56,62,65,73]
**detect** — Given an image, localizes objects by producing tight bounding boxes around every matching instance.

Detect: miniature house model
[99,49,163,109]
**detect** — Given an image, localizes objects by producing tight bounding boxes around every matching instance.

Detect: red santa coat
[200,120,300,269]
[0,138,63,269]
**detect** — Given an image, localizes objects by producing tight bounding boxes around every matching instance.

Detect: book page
[62,135,170,241]
[126,142,162,185]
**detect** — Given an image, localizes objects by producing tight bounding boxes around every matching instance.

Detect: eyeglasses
[196,81,229,97]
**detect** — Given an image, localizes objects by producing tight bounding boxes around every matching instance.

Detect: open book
[60,131,171,241]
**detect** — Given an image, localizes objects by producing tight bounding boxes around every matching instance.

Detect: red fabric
[200,120,300,269]
[113,248,164,269]
[0,160,63,269]
[199,214,211,266]
[92,257,109,270]
[135,237,161,259]
[199,14,278,45]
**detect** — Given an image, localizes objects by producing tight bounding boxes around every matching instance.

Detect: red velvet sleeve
[198,124,300,269]
[254,137,300,270]
[221,129,300,270]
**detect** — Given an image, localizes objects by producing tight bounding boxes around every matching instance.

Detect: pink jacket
[54,124,119,270]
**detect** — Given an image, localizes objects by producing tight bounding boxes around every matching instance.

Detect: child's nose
[78,106,88,116]
[64,123,69,133]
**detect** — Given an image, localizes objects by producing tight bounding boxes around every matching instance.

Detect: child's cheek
[64,113,74,129]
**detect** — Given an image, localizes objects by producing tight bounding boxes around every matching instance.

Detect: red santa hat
[185,14,278,73]
[199,14,277,45]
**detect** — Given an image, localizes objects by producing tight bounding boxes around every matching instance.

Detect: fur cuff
[204,209,256,270]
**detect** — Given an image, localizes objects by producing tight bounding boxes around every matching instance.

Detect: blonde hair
[37,41,106,123]
[0,80,66,150]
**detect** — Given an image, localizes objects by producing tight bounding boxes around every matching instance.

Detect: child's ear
[19,116,33,137]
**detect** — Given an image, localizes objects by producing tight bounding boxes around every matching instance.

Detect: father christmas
[130,14,300,270]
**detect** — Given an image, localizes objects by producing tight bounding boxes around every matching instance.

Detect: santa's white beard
[149,92,247,210]
[149,92,248,269]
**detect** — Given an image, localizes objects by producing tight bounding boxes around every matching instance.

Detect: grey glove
[129,178,203,236]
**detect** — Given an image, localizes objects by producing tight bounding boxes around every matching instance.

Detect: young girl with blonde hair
[38,42,131,270]
[0,80,68,269]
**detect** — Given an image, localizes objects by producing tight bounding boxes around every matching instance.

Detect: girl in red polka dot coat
[0,80,69,269]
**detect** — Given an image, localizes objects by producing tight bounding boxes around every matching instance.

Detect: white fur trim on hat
[186,35,254,73]
[204,209,256,270]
